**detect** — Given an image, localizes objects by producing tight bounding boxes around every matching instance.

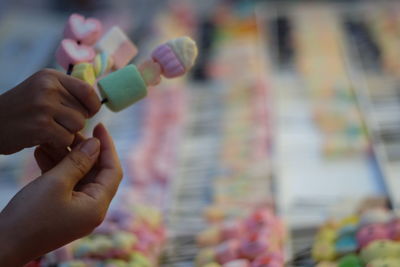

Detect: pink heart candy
[55,39,96,70]
[238,237,269,261]
[356,223,390,248]
[215,240,240,264]
[64,13,102,45]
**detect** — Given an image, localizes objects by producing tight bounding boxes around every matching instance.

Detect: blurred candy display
[1,1,400,267]
[308,208,400,266]
[189,8,283,266]
[153,4,278,266]
[294,7,368,156]
[196,208,285,267]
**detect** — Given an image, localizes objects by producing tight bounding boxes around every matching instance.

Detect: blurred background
[0,0,399,266]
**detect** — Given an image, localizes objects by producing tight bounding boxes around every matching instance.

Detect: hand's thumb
[47,138,100,187]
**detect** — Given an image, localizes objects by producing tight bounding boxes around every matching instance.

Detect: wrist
[0,213,26,266]
[0,93,12,156]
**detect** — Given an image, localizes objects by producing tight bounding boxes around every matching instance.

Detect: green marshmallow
[338,254,363,267]
[98,64,147,112]
[129,251,152,267]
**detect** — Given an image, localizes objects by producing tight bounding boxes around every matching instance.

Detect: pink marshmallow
[223,259,251,267]
[151,44,185,78]
[113,40,138,69]
[238,236,269,260]
[221,221,245,241]
[356,223,390,248]
[215,240,240,264]
[95,26,138,70]
[252,253,284,267]
[55,39,96,70]
[388,219,400,241]
[63,13,103,45]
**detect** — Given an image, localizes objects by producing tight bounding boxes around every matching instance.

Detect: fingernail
[96,123,105,131]
[80,138,100,157]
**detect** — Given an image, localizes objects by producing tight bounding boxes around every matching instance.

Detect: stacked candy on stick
[98,35,197,112]
[55,13,198,112]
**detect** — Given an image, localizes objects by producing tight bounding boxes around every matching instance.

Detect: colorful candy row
[312,208,400,266]
[128,87,184,185]
[42,204,166,266]
[196,208,285,267]
[294,8,369,156]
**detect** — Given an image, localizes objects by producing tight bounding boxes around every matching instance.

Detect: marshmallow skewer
[56,15,198,112]
[97,36,198,112]
[59,36,198,109]
[56,16,139,105]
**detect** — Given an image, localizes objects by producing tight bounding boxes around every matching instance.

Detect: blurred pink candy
[252,252,284,267]
[215,240,240,264]
[223,259,251,267]
[356,223,389,248]
[238,236,269,261]
[221,221,245,241]
[388,219,400,240]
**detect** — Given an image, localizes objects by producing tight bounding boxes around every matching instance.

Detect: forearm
[0,91,21,155]
[0,215,27,266]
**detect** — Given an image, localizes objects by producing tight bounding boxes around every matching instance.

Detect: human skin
[0,124,123,266]
[0,68,101,155]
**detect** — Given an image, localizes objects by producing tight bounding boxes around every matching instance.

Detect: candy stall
[0,0,399,266]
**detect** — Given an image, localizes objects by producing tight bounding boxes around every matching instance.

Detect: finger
[54,105,86,134]
[59,88,90,119]
[71,133,86,148]
[45,120,75,150]
[56,72,101,117]
[82,123,122,201]
[39,132,86,165]
[46,137,100,190]
[34,146,56,173]
[41,133,86,162]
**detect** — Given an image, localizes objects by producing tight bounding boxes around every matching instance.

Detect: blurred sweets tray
[161,5,275,266]
[256,3,386,232]
[195,207,285,267]
[256,1,400,263]
[342,3,400,210]
[291,206,400,266]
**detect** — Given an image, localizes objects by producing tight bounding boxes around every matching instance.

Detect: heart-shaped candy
[63,14,103,45]
[55,39,96,70]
